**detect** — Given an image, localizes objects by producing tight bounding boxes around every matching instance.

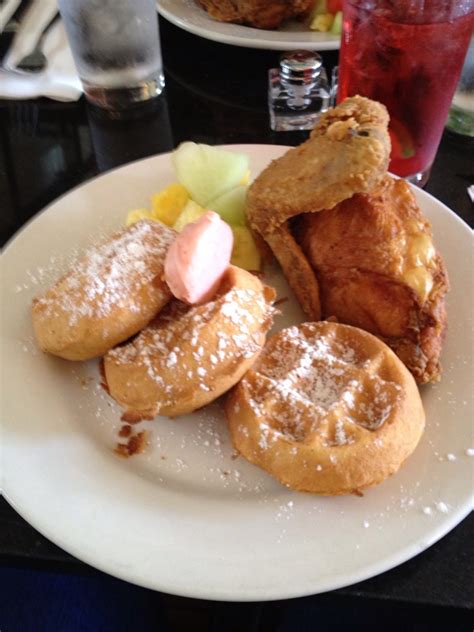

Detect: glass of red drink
[338,0,474,186]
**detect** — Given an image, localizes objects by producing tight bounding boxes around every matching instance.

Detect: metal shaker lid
[280,50,323,81]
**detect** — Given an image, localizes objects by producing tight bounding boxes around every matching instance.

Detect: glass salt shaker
[268,51,330,131]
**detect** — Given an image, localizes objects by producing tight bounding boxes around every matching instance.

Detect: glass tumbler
[338,0,474,186]
[58,0,165,110]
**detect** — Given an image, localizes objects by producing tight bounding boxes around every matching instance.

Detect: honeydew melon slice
[330,11,342,34]
[207,185,247,226]
[172,142,249,207]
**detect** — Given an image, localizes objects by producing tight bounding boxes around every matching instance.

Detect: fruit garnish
[207,185,247,226]
[389,119,416,159]
[172,142,250,207]
[231,226,261,271]
[240,170,250,185]
[151,183,189,226]
[330,10,342,34]
[125,144,262,271]
[173,200,207,232]
[126,208,154,226]
[310,13,334,32]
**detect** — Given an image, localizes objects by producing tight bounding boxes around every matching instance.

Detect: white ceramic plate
[157,0,340,51]
[1,145,473,602]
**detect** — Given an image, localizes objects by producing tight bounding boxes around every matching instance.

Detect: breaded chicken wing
[246,96,448,383]
[247,96,391,319]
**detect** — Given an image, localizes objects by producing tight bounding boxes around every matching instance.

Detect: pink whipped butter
[164,211,233,304]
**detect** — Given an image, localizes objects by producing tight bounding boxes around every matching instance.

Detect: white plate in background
[157,0,340,51]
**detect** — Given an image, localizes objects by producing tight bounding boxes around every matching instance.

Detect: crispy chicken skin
[197,0,315,29]
[247,96,391,319]
[294,176,449,383]
[246,96,448,383]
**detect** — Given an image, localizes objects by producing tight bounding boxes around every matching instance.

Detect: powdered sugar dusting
[107,273,274,408]
[34,220,175,325]
[240,323,402,448]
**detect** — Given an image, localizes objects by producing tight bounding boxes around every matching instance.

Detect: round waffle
[32,220,176,361]
[103,266,276,420]
[225,321,425,495]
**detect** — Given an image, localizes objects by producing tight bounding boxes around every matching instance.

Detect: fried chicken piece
[294,176,449,383]
[247,96,391,319]
[198,0,315,29]
[246,96,448,383]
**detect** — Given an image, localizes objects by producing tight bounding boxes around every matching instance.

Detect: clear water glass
[58,0,164,110]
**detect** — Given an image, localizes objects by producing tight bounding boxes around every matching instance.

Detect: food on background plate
[196,0,342,33]
[226,322,425,495]
[103,266,276,420]
[31,220,175,361]
[246,95,449,383]
[197,0,316,30]
[309,0,342,33]
[164,211,234,304]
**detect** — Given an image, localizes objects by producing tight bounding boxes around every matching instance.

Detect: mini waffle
[226,321,425,495]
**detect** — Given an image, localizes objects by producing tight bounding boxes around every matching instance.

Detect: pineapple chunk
[240,169,251,185]
[126,208,153,226]
[151,183,189,226]
[173,200,207,232]
[231,226,261,271]
[310,13,334,31]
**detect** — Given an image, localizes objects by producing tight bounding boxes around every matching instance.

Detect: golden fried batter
[294,176,449,383]
[198,0,315,29]
[246,96,448,383]
[103,267,275,419]
[247,96,391,320]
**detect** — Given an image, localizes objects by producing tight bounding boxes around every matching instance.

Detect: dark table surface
[1,14,473,625]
